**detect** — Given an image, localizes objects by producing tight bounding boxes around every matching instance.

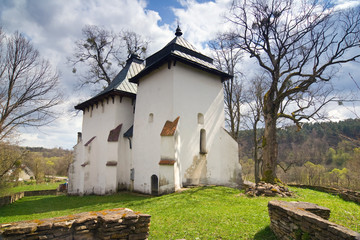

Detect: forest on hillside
[0,145,72,185]
[239,119,360,190]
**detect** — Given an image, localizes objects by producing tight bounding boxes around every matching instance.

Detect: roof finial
[175,24,182,37]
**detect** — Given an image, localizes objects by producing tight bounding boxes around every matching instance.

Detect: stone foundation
[268,200,360,240]
[0,208,151,240]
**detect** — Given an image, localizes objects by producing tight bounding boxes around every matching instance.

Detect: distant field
[0,186,359,239]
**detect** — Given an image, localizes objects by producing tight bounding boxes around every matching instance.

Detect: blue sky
[147,0,183,24]
[0,0,359,149]
[146,0,215,24]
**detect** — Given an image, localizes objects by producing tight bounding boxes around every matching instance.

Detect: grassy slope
[0,186,359,239]
[5,182,65,195]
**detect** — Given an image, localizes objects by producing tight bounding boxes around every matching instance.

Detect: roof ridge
[96,56,144,97]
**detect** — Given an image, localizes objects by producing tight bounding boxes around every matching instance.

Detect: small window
[130,168,135,181]
[200,128,207,154]
[198,113,204,125]
[149,113,154,123]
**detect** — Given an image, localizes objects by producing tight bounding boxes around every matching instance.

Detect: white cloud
[332,0,360,10]
[172,0,233,51]
[325,101,360,121]
[0,0,174,149]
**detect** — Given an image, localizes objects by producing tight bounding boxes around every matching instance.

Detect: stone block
[268,200,360,240]
[129,232,149,240]
[3,223,37,235]
[0,208,151,240]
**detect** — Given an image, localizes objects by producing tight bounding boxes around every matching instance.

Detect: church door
[151,174,158,195]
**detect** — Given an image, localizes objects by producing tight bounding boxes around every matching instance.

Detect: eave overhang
[74,89,136,111]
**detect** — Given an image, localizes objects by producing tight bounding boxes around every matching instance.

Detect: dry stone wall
[0,189,59,207]
[268,200,360,240]
[289,184,360,204]
[0,208,151,240]
[0,192,24,207]
[24,189,58,197]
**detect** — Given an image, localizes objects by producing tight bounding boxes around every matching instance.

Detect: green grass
[0,186,359,239]
[1,181,65,196]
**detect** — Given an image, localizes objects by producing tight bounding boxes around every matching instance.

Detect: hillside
[239,119,360,190]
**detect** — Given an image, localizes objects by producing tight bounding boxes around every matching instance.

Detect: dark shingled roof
[74,55,144,111]
[129,29,232,84]
[123,125,133,138]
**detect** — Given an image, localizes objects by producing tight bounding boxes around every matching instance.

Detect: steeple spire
[175,25,182,37]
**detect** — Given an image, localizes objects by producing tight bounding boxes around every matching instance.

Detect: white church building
[68,27,242,195]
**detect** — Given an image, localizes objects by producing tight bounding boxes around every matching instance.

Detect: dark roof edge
[129,53,232,84]
[146,43,212,67]
[123,125,133,138]
[75,89,136,111]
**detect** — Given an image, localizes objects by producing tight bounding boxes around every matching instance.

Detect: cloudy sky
[0,0,359,149]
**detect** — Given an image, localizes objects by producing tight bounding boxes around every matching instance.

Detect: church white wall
[132,64,174,194]
[117,137,132,190]
[72,95,134,195]
[160,136,175,160]
[207,128,242,187]
[159,165,175,194]
[172,63,240,187]
[68,142,84,195]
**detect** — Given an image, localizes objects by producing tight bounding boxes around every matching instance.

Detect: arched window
[197,113,204,125]
[200,128,207,154]
[149,113,154,123]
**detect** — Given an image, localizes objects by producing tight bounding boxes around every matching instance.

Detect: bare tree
[336,74,360,119]
[229,0,360,183]
[244,75,265,183]
[69,25,148,89]
[209,33,244,140]
[118,30,148,63]
[0,30,61,141]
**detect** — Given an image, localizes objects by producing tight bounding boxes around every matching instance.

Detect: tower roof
[75,28,232,111]
[74,54,144,110]
[129,27,232,84]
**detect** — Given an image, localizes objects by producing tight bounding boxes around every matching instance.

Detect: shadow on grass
[253,226,277,240]
[0,187,234,221]
[0,192,153,219]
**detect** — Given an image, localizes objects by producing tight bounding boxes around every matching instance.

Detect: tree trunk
[262,110,278,183]
[253,119,260,184]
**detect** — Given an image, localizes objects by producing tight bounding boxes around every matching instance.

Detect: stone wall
[289,184,360,204]
[0,192,24,207]
[0,189,59,207]
[268,200,360,240]
[24,189,58,197]
[0,208,151,240]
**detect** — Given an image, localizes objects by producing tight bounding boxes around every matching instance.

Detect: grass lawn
[0,186,359,239]
[3,181,65,195]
